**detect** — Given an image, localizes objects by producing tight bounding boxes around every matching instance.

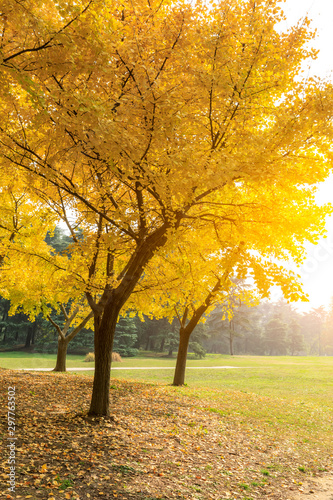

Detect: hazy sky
[282,0,333,77]
[277,0,333,311]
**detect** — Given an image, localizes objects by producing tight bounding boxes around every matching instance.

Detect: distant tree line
[2,293,333,357]
[134,299,333,357]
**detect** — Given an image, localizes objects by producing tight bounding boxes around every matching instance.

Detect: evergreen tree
[287,318,305,355]
[303,307,326,355]
[189,323,208,358]
[237,306,264,355]
[133,316,168,352]
[164,334,179,357]
[0,297,33,347]
[205,305,230,354]
[322,298,333,355]
[264,314,288,355]
[113,315,138,357]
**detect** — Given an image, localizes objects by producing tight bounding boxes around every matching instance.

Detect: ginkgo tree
[132,241,248,386]
[1,0,333,415]
[2,261,94,372]
[0,216,95,371]
[0,183,94,372]
[131,193,313,386]
[0,183,93,371]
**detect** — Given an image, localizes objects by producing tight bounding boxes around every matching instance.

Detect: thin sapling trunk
[49,305,93,372]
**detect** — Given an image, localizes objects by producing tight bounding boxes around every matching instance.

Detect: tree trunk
[229,321,234,356]
[25,327,32,348]
[172,274,231,386]
[229,335,234,356]
[2,306,9,343]
[173,329,191,386]
[159,337,165,352]
[25,322,37,348]
[88,304,119,416]
[49,308,93,372]
[86,223,181,416]
[53,336,70,372]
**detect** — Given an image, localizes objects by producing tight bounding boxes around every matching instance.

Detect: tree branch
[67,310,94,342]
[47,315,65,340]
[2,0,93,64]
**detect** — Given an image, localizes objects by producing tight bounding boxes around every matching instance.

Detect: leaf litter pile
[0,369,332,500]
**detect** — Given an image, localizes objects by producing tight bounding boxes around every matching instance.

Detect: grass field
[1,352,333,451]
[1,352,333,404]
[1,353,332,498]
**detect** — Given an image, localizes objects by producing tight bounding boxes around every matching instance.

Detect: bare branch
[47,315,65,340]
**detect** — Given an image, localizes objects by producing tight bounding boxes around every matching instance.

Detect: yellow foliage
[0,0,332,330]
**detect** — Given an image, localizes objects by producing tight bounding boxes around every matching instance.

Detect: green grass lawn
[1,352,333,452]
[2,351,333,406]
[71,354,333,452]
[0,352,88,369]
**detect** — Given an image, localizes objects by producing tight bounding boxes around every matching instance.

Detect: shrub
[190,341,206,359]
[84,352,95,362]
[84,352,122,362]
[112,352,122,362]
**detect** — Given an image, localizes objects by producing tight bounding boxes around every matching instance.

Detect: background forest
[2,227,332,359]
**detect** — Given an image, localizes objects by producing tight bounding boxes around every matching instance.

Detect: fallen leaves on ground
[0,369,332,499]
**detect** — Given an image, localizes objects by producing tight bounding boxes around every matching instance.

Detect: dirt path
[291,476,333,500]
[19,365,249,371]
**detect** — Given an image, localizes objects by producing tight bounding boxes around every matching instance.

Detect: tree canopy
[1,0,333,414]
